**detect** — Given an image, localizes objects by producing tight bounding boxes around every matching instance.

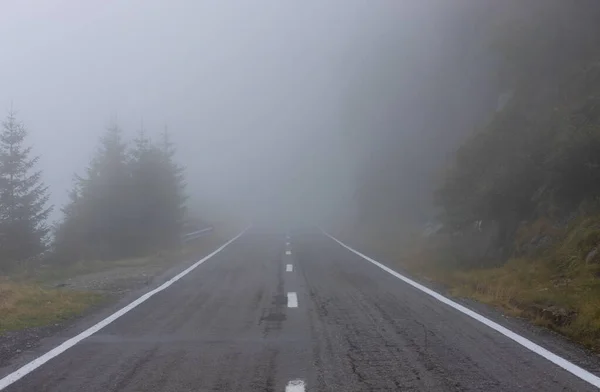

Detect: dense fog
[6,1,600,374]
[0,1,500,228]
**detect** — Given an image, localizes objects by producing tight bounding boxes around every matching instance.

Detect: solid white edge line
[321,230,600,388]
[286,264,293,272]
[0,227,250,391]
[285,379,305,391]
[287,292,298,308]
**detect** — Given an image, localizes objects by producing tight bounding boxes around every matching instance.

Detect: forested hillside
[348,0,600,350]
[343,0,502,231]
[437,0,600,250]
[349,0,600,253]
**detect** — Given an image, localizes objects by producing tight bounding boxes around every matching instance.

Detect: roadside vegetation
[398,215,600,351]
[0,230,232,335]
[426,1,600,351]
[0,280,102,334]
[0,109,197,334]
[352,0,600,352]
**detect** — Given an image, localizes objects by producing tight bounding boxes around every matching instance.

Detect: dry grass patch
[0,280,103,334]
[350,215,600,351]
[0,228,233,334]
[401,216,600,351]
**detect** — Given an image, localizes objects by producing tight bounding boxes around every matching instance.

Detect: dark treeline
[435,0,600,260]
[349,0,600,266]
[0,110,186,272]
[344,0,502,232]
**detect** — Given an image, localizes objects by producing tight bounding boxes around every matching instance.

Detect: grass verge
[0,280,103,334]
[0,227,235,335]
[29,228,231,284]
[436,258,600,350]
[350,215,600,352]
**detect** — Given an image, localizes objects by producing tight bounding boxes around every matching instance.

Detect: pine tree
[128,123,160,251]
[127,126,187,250]
[84,123,132,259]
[53,122,188,263]
[51,176,85,262]
[157,127,187,246]
[54,123,131,261]
[0,109,52,268]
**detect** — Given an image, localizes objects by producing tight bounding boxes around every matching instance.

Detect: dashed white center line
[285,379,305,391]
[287,292,298,308]
[286,264,293,272]
[285,250,291,255]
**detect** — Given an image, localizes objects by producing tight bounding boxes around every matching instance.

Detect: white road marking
[287,292,298,308]
[285,379,305,391]
[286,264,293,272]
[322,231,600,388]
[0,228,249,391]
[286,250,291,255]
[286,242,290,246]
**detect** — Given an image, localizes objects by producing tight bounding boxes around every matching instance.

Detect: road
[1,227,600,391]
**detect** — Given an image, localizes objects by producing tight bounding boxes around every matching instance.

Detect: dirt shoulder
[334,230,600,378]
[340,218,600,355]
[0,232,230,367]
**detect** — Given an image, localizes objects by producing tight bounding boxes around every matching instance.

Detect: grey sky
[0,1,480,225]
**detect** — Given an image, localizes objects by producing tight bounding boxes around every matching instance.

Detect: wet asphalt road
[2,228,600,391]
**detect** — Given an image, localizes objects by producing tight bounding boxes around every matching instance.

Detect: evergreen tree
[53,122,188,263]
[128,124,162,251]
[128,127,187,249]
[156,127,187,245]
[0,109,51,268]
[84,123,132,258]
[51,176,86,262]
[54,123,131,261]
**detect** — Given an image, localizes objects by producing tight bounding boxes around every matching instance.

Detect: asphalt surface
[2,228,600,391]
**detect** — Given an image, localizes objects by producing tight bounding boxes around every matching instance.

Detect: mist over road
[1,228,599,391]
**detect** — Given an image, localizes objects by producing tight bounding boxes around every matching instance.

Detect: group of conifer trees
[0,109,186,272]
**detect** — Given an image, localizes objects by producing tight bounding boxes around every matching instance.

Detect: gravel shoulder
[4,229,600,391]
[335,231,600,386]
[0,234,227,369]
[58,264,167,294]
